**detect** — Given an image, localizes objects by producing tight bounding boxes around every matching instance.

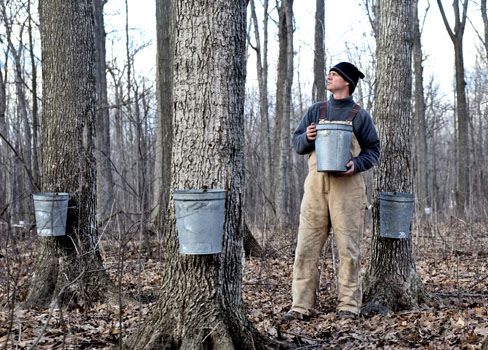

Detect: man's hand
[337,161,355,176]
[306,123,317,141]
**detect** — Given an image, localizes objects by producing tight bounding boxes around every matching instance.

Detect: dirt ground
[1,218,487,349]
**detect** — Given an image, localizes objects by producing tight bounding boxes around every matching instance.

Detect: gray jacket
[292,95,380,173]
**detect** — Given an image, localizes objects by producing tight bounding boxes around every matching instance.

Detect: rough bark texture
[271,0,293,226]
[21,0,119,308]
[362,0,432,315]
[482,0,488,61]
[151,0,174,229]
[249,0,273,219]
[28,0,41,190]
[437,0,470,216]
[124,1,271,349]
[313,0,326,102]
[93,0,115,224]
[412,0,428,215]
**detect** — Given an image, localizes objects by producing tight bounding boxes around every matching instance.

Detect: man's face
[326,70,349,93]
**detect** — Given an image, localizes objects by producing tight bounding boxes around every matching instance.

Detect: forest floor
[1,217,488,349]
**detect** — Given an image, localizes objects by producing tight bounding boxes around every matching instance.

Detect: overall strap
[347,104,361,121]
[320,101,327,120]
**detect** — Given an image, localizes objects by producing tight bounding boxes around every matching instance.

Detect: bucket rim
[173,189,226,201]
[316,124,353,131]
[379,191,415,202]
[33,192,69,199]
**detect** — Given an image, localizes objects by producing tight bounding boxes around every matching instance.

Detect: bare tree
[151,0,173,230]
[482,0,488,58]
[413,0,429,216]
[93,0,115,225]
[362,0,432,314]
[21,0,119,308]
[123,1,271,348]
[437,0,470,216]
[272,0,294,226]
[313,0,326,102]
[249,0,273,222]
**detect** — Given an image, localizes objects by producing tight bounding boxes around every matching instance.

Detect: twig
[201,321,222,344]
[28,271,85,350]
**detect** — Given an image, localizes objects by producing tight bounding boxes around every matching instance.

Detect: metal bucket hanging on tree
[173,189,226,254]
[33,192,69,236]
[379,191,415,239]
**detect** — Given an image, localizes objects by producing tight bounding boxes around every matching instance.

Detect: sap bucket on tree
[315,122,353,172]
[173,189,226,254]
[33,192,69,236]
[379,191,415,239]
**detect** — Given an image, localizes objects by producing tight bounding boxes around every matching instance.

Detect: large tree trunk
[124,1,270,348]
[313,0,326,102]
[151,0,173,230]
[21,0,118,308]
[93,0,115,225]
[437,0,470,217]
[412,0,428,217]
[272,0,294,226]
[362,0,431,315]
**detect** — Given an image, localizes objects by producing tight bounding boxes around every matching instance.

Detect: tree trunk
[21,0,119,308]
[437,0,470,217]
[412,0,428,217]
[249,0,273,222]
[313,0,326,102]
[1,0,34,220]
[151,0,173,230]
[93,0,115,225]
[272,0,294,226]
[362,0,431,315]
[28,0,41,190]
[124,1,270,348]
[482,0,488,59]
[0,63,8,217]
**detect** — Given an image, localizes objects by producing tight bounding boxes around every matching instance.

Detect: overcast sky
[104,0,484,100]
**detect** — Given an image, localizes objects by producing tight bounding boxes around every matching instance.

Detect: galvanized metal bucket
[174,189,226,255]
[33,192,69,236]
[379,192,415,239]
[315,123,353,172]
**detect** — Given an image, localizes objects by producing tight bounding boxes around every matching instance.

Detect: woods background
[0,0,488,348]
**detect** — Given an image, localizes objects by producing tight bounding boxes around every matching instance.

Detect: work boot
[282,310,309,321]
[337,310,358,320]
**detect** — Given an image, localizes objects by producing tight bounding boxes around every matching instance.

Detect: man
[284,62,380,320]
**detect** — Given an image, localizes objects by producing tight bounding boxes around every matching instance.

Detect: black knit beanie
[330,62,365,94]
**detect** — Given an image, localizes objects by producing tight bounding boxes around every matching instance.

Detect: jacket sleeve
[351,110,381,172]
[292,103,319,155]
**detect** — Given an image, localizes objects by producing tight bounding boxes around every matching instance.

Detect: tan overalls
[291,104,367,316]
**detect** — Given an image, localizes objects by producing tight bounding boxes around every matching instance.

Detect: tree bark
[437,0,470,217]
[482,0,488,59]
[93,0,115,225]
[412,0,429,217]
[362,0,432,315]
[151,0,173,230]
[21,0,119,308]
[123,1,271,348]
[313,0,326,102]
[0,61,8,216]
[249,0,273,221]
[28,0,41,190]
[272,0,294,226]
